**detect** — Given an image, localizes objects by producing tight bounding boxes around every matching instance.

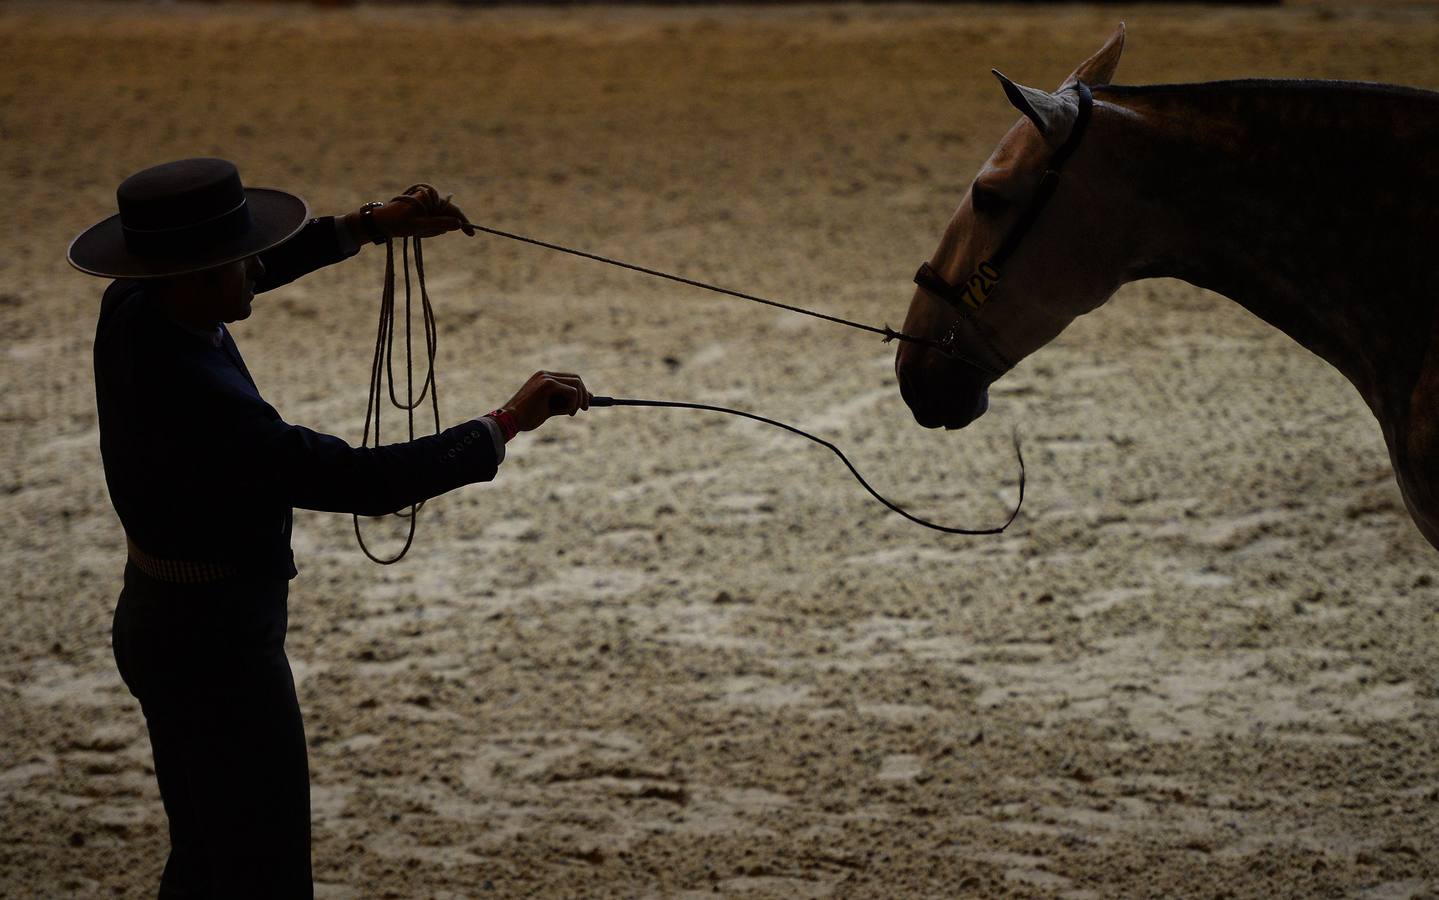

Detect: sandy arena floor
[3,1,1438,896]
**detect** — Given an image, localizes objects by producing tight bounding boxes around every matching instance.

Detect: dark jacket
[94,217,499,580]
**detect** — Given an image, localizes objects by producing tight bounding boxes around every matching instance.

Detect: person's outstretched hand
[502,371,591,432]
[373,183,476,239]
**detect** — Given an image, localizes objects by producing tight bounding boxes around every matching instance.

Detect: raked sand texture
[2,2,1438,897]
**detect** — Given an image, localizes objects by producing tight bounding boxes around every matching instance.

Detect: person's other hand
[373,183,475,239]
[502,371,591,432]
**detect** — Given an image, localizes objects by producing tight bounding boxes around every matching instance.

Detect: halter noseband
[914,80,1094,376]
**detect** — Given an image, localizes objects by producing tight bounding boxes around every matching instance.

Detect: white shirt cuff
[333,215,362,257]
[477,416,505,464]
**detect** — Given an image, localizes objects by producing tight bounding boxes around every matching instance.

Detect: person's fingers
[549,374,587,405]
[441,199,470,222]
[558,380,582,415]
[404,184,439,206]
[506,371,589,430]
[555,376,589,414]
[568,374,591,409]
[411,216,462,235]
[545,380,581,416]
[442,205,477,237]
[570,378,591,410]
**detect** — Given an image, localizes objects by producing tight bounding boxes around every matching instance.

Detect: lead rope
[355,212,1027,562]
[453,222,1011,370]
[461,223,930,346]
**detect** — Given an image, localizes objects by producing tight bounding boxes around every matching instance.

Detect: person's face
[161,255,265,324]
[201,255,265,322]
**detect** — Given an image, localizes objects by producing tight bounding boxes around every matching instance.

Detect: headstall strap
[914,260,999,313]
[915,80,1094,357]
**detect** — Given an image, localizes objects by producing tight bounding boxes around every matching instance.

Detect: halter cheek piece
[914,80,1094,376]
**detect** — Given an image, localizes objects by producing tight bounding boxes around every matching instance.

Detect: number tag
[959,261,1001,309]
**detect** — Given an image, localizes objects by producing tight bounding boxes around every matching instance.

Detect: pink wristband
[488,408,518,442]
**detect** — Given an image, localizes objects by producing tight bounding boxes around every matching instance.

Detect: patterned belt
[126,536,241,585]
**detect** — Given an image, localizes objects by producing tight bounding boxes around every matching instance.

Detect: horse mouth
[947,390,990,429]
[918,389,989,430]
[898,364,991,430]
[897,341,994,429]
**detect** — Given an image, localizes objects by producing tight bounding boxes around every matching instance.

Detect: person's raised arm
[256,184,475,295]
[340,183,475,249]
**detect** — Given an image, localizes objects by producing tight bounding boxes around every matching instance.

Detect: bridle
[913,80,1094,378]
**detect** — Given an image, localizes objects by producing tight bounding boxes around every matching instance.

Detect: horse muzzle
[897,346,992,430]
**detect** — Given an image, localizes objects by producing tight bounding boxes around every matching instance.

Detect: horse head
[896,25,1127,429]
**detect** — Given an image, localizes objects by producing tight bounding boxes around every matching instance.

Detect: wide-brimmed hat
[68,158,309,279]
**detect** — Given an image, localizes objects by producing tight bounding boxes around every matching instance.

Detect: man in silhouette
[70,158,589,897]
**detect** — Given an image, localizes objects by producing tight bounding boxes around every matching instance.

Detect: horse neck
[1091,81,1439,419]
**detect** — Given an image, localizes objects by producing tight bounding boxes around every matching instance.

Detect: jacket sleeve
[253,216,357,294]
[256,417,501,516]
[207,379,502,516]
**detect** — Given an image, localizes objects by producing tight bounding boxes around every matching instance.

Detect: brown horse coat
[897,25,1439,549]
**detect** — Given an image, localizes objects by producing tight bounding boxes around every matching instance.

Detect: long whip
[590,396,1024,535]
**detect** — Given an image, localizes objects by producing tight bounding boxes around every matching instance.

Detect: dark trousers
[111,562,313,899]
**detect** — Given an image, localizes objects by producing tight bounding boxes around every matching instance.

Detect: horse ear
[1061,23,1125,89]
[993,69,1079,147]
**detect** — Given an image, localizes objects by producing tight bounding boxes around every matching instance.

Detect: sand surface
[3,1,1439,896]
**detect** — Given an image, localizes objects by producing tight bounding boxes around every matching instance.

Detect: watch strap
[359,201,388,245]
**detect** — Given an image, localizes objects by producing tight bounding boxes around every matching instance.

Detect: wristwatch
[358,201,388,245]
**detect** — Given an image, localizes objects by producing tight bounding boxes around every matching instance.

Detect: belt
[126,536,241,585]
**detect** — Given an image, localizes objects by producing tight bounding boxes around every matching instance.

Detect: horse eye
[971,183,1006,215]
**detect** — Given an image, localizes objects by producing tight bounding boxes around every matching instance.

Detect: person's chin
[226,298,254,322]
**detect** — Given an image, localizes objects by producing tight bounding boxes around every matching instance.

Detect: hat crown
[69,157,307,279]
[117,158,246,233]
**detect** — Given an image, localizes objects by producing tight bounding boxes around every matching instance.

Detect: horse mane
[1094,79,1439,105]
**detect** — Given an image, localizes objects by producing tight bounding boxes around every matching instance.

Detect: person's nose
[248,255,266,281]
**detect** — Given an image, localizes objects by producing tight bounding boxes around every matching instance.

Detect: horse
[894,24,1439,551]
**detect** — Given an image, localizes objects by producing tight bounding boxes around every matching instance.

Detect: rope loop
[353,232,441,564]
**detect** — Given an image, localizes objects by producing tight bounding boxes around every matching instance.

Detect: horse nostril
[896,342,919,383]
[897,356,930,414]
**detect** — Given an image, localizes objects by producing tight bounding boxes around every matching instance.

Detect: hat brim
[67,188,310,280]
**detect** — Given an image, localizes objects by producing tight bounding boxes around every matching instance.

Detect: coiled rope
[353,229,440,564]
